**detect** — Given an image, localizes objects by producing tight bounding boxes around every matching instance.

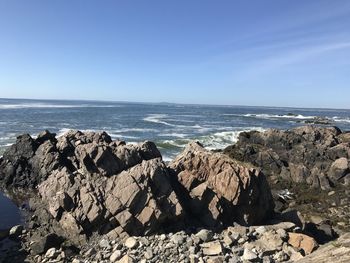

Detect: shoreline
[0,126,350,262]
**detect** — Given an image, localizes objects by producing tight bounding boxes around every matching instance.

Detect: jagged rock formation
[0,130,274,247]
[169,141,274,227]
[224,126,350,190]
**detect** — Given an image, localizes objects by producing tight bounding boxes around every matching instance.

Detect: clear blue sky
[0,1,349,108]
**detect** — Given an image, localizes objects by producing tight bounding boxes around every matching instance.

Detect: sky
[0,1,349,108]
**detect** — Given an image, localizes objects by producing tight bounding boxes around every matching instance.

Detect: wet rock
[9,225,23,238]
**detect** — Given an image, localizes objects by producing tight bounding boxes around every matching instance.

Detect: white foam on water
[57,128,141,140]
[157,127,266,155]
[243,113,316,120]
[159,133,188,138]
[107,133,139,140]
[225,113,317,120]
[197,127,265,150]
[143,114,175,126]
[143,114,206,130]
[117,128,158,133]
[333,116,350,123]
[0,143,13,147]
[162,156,173,162]
[160,140,189,148]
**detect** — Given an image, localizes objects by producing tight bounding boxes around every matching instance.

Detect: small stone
[231,232,240,241]
[223,234,234,247]
[242,248,258,261]
[99,239,111,249]
[171,233,185,245]
[207,256,225,263]
[328,191,336,196]
[118,255,135,263]
[144,248,153,260]
[201,241,223,256]
[9,225,24,238]
[45,248,57,259]
[72,259,83,263]
[273,251,289,262]
[85,248,96,257]
[160,234,167,241]
[125,237,139,249]
[195,229,214,242]
[255,226,267,235]
[110,250,122,262]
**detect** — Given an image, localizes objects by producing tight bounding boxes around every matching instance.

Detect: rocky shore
[0,126,349,262]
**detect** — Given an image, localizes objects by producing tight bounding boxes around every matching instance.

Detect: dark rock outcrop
[224,126,350,189]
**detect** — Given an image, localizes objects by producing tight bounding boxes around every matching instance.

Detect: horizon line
[0,96,349,111]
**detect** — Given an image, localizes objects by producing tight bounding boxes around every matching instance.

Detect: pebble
[99,239,111,249]
[45,247,57,259]
[195,229,214,242]
[110,250,122,262]
[125,237,139,249]
[242,248,258,261]
[144,248,154,259]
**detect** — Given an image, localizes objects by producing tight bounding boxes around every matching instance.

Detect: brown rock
[288,233,318,255]
[169,141,274,227]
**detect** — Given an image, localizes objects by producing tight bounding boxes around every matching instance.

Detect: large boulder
[37,158,183,245]
[169,142,274,227]
[224,126,350,189]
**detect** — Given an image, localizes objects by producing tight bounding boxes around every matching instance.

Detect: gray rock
[201,241,223,256]
[84,247,96,257]
[195,229,214,242]
[171,233,185,245]
[144,248,153,260]
[110,250,122,262]
[99,239,111,249]
[242,248,258,261]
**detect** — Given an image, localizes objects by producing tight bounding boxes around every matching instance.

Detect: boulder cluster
[27,223,322,263]
[1,126,350,263]
[0,130,273,250]
[225,126,350,190]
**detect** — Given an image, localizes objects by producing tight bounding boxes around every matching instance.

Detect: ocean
[1,98,350,232]
[1,98,350,161]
